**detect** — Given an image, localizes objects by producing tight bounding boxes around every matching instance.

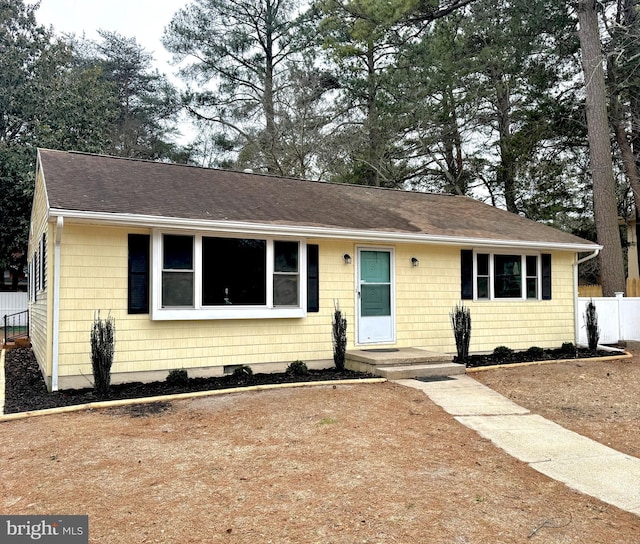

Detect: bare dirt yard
[1,364,639,543]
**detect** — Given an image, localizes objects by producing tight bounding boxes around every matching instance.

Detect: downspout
[51,216,63,391]
[574,248,601,345]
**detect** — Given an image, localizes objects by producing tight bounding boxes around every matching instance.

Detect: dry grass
[1,377,639,543]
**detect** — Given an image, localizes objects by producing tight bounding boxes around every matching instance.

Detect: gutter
[49,208,601,253]
[573,248,601,345]
[51,216,63,391]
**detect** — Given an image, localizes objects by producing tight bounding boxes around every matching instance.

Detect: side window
[162,235,194,307]
[476,253,490,299]
[526,255,538,299]
[273,241,299,307]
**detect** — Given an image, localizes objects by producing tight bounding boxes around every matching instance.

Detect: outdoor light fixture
[343,253,352,264]
[411,257,419,267]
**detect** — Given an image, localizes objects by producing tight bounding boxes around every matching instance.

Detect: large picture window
[151,231,308,320]
[202,237,266,306]
[461,250,551,301]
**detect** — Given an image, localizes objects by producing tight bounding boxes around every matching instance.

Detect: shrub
[492,346,513,361]
[450,303,471,363]
[232,365,253,381]
[585,300,600,351]
[332,301,347,371]
[561,342,576,354]
[90,311,115,397]
[166,368,189,386]
[526,346,544,359]
[286,360,309,376]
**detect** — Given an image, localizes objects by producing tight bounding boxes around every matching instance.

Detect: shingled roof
[37,148,597,250]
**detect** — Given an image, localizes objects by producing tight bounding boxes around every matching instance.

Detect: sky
[27,0,188,75]
[26,0,195,143]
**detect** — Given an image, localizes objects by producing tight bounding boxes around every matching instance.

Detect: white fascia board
[48,208,602,252]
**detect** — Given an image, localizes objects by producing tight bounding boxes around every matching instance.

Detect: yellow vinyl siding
[394,244,458,350]
[55,228,355,379]
[378,245,574,353]
[463,251,575,352]
[27,167,52,380]
[53,224,577,384]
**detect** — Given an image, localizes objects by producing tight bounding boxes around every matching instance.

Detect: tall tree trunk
[493,72,518,213]
[442,86,466,195]
[610,0,640,276]
[365,40,381,187]
[577,0,626,295]
[263,0,279,174]
[613,114,640,211]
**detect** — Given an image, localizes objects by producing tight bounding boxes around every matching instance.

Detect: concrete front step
[376,362,466,380]
[345,347,465,379]
[346,347,447,366]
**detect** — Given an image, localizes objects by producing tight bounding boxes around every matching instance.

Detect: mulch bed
[4,346,621,414]
[2,348,372,414]
[462,346,614,368]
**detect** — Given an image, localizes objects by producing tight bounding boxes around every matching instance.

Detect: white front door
[357,248,394,344]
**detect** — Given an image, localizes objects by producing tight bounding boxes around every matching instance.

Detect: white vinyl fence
[0,291,27,321]
[1,292,28,343]
[577,295,640,344]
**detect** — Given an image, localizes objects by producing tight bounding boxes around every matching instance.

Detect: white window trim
[473,249,541,301]
[151,230,307,320]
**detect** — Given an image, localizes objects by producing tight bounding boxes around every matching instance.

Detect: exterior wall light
[343,253,352,264]
[411,257,419,267]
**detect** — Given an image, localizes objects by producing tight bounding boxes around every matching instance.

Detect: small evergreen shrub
[492,346,513,361]
[585,300,600,351]
[526,346,544,359]
[332,301,347,371]
[561,342,576,354]
[450,303,471,363]
[232,365,253,381]
[166,368,189,386]
[90,311,115,397]
[286,360,309,376]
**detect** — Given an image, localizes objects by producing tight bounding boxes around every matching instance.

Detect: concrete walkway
[397,375,640,517]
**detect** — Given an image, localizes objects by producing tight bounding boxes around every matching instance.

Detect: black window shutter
[461,249,473,300]
[34,250,38,301]
[41,233,46,290]
[128,234,150,314]
[541,253,552,300]
[307,244,319,312]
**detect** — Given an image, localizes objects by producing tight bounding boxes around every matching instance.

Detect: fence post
[615,291,624,341]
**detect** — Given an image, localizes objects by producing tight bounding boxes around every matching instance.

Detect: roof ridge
[39,148,453,197]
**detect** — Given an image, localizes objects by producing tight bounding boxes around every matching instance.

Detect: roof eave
[48,209,602,252]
